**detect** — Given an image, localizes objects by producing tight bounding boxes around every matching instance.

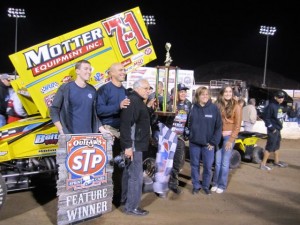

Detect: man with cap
[160,83,192,195]
[0,74,12,127]
[260,90,288,170]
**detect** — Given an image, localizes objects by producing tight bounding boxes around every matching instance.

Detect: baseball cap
[274,90,285,98]
[177,83,189,91]
[0,73,12,80]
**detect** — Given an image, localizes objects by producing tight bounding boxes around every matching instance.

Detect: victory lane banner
[9,6,156,119]
[56,133,114,225]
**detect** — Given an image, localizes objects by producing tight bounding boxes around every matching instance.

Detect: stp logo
[66,147,107,176]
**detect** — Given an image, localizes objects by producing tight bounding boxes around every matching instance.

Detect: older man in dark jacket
[120,78,152,216]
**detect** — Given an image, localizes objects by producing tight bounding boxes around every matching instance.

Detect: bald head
[248,98,256,106]
[108,62,126,85]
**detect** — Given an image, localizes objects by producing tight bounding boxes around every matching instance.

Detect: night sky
[1,0,299,82]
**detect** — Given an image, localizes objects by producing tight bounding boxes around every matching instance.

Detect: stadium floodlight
[259,25,277,88]
[143,15,156,28]
[7,8,26,53]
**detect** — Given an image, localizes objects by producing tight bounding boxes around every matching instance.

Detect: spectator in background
[7,89,28,123]
[242,98,257,132]
[260,90,288,170]
[296,103,300,126]
[233,89,241,101]
[148,81,164,109]
[287,104,298,122]
[0,74,12,127]
[149,86,154,94]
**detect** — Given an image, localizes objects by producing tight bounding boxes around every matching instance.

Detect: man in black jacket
[260,90,288,170]
[120,78,153,216]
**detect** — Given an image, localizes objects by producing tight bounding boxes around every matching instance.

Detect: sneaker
[211,186,218,192]
[158,192,168,198]
[260,164,272,171]
[216,188,224,194]
[273,161,288,168]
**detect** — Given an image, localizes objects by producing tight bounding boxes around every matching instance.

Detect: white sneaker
[211,186,218,192]
[260,164,272,171]
[216,188,224,194]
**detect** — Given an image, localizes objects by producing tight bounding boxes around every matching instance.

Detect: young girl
[211,86,242,194]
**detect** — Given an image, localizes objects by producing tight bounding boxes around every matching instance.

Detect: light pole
[259,25,276,88]
[7,8,26,53]
[143,15,156,28]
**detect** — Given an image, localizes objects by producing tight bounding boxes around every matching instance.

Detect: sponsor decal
[35,133,59,145]
[66,135,108,190]
[44,93,55,108]
[41,82,59,94]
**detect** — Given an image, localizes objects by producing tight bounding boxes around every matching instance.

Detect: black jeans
[169,138,185,189]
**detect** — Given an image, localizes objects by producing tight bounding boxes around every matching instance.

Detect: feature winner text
[65,188,108,221]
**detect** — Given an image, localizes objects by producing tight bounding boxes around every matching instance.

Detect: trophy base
[154,111,176,117]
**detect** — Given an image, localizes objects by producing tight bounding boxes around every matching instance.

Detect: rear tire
[252,147,264,164]
[0,174,7,210]
[230,149,241,169]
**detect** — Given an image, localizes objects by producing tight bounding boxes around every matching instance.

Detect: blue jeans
[0,114,6,127]
[212,135,234,190]
[122,151,143,211]
[190,142,215,190]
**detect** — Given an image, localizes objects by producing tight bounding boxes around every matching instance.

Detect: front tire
[252,147,264,164]
[0,174,7,210]
[230,149,241,169]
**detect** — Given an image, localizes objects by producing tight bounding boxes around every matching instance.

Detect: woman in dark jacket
[188,87,222,195]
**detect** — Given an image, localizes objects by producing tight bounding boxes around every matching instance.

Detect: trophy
[154,42,178,116]
[164,42,173,67]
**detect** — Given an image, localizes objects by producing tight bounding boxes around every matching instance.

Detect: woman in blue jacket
[187,87,222,195]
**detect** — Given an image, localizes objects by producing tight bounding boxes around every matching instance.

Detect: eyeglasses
[140,86,150,91]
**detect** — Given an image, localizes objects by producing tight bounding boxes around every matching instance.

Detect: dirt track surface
[1,139,300,225]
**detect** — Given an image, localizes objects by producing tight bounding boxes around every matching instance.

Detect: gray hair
[133,78,148,90]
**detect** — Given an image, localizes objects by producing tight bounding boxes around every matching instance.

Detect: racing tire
[252,147,264,164]
[142,157,155,193]
[143,157,156,178]
[0,174,7,210]
[230,149,241,169]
